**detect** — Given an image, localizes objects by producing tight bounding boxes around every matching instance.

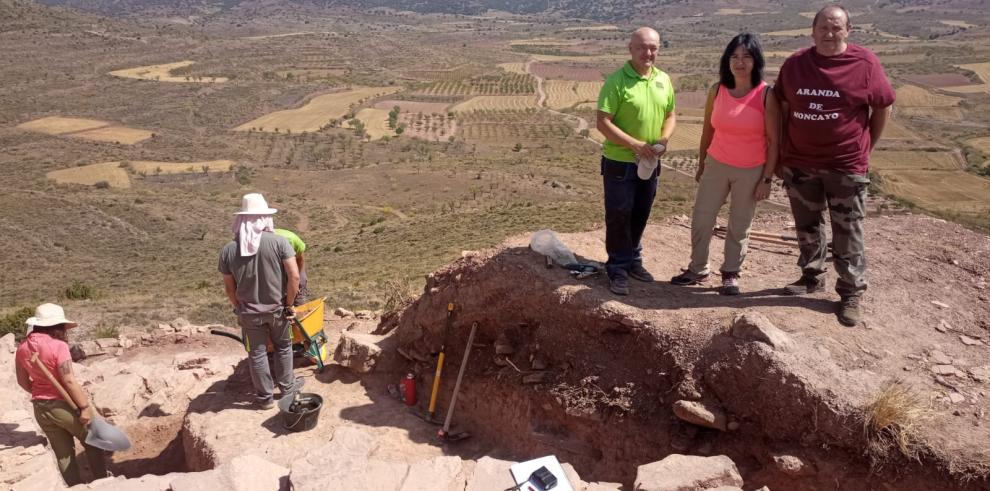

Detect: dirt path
[525,58,593,142]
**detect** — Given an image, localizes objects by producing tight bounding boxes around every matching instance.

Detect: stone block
[333,331,385,373]
[465,456,516,491]
[731,312,794,351]
[635,454,743,491]
[672,400,727,431]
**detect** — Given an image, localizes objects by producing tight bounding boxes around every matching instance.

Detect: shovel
[437,321,477,443]
[30,354,132,452]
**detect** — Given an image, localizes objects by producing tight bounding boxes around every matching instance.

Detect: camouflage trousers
[782,166,870,298]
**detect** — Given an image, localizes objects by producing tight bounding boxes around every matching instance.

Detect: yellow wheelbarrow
[289,297,331,372]
[211,297,331,373]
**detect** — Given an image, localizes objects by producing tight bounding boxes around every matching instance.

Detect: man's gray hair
[812,4,852,29]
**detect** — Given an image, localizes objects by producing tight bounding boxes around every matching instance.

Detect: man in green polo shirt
[596,27,677,295]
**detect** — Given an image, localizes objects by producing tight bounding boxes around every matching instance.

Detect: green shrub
[93,325,120,339]
[0,307,33,340]
[64,280,97,300]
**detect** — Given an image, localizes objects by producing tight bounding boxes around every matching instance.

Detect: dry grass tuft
[862,380,931,465]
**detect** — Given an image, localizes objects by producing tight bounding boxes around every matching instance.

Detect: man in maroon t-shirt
[774,5,895,326]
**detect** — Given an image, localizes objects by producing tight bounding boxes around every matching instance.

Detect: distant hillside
[24,0,791,20]
[35,0,990,23]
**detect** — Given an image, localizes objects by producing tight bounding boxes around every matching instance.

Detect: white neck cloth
[232,215,274,256]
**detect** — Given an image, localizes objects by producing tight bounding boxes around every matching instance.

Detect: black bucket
[277,392,323,432]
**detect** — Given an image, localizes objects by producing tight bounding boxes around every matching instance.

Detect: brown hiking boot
[782,274,825,296]
[837,296,862,327]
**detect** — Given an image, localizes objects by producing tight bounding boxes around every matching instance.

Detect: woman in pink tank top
[671,33,780,295]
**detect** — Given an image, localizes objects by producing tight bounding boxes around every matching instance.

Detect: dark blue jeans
[601,156,659,278]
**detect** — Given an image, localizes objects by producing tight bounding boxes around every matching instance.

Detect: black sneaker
[670,269,710,286]
[837,296,862,327]
[719,272,741,296]
[782,274,825,295]
[609,273,630,296]
[629,263,655,282]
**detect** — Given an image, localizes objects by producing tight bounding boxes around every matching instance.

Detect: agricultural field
[16,116,108,134]
[530,62,608,82]
[17,116,153,144]
[69,126,154,144]
[667,123,703,152]
[871,151,961,171]
[234,86,402,133]
[414,73,535,96]
[109,61,228,83]
[497,63,528,75]
[450,95,539,113]
[403,66,476,82]
[880,118,918,140]
[458,118,575,147]
[353,108,393,140]
[904,74,973,88]
[398,112,457,142]
[128,160,234,175]
[940,20,978,28]
[544,80,602,110]
[877,169,990,214]
[895,85,964,121]
[274,68,347,82]
[47,162,130,188]
[373,100,450,114]
[941,62,990,94]
[966,136,990,154]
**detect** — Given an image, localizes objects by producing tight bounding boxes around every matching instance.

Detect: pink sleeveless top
[707,81,768,168]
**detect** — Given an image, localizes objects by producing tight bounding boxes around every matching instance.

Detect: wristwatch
[762,177,772,184]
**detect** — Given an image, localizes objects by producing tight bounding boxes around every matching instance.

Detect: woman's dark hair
[31,324,68,342]
[718,33,765,89]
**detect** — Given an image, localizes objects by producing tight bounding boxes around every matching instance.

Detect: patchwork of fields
[17,116,153,144]
[234,86,402,133]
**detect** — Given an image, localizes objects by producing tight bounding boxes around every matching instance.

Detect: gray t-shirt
[218,232,296,315]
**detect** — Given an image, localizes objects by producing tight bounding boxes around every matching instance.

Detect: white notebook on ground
[509,455,575,491]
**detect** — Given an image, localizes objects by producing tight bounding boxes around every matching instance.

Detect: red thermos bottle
[400,373,416,406]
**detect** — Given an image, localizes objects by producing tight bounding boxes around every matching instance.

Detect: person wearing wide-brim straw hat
[218,193,303,410]
[14,303,108,485]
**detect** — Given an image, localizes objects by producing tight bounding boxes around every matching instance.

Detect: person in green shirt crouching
[274,228,309,306]
[596,27,677,295]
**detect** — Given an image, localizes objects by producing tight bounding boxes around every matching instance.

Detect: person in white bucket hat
[15,303,108,485]
[218,193,302,410]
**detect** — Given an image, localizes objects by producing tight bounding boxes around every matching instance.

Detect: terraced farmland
[667,123,703,152]
[871,151,961,171]
[415,73,535,96]
[450,96,539,113]
[545,80,603,110]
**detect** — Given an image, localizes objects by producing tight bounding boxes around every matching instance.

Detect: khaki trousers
[689,157,764,275]
[32,399,108,485]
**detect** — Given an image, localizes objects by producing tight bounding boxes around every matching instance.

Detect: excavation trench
[393,245,982,490]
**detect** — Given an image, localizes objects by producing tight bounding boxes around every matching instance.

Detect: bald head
[630,27,660,45]
[628,27,661,76]
[812,5,851,30]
